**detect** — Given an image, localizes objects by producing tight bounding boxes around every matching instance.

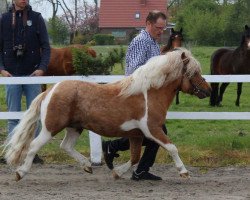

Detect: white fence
[0,75,250,120]
[1,75,249,164]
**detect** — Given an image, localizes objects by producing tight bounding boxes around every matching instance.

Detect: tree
[48,16,69,44]
[174,0,250,46]
[33,0,60,19]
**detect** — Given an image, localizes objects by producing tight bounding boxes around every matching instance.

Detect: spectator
[102,10,167,181]
[0,0,50,164]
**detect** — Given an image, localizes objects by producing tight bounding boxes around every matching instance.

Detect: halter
[179,58,206,96]
[186,72,206,95]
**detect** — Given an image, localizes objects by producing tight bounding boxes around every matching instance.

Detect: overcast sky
[29,0,97,19]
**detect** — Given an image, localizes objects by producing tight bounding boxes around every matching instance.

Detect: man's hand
[0,69,12,77]
[30,69,44,76]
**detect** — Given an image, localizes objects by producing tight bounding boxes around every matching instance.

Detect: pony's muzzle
[195,87,211,99]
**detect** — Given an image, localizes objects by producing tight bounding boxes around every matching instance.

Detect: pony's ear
[180,28,183,33]
[181,52,189,65]
[245,25,249,30]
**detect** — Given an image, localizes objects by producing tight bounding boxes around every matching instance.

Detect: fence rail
[0,75,250,120]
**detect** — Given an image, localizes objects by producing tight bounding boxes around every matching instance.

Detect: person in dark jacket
[0,0,50,164]
[102,10,167,181]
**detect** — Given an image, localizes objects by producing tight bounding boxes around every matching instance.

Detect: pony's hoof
[84,166,93,174]
[180,172,190,179]
[112,171,120,180]
[15,172,22,182]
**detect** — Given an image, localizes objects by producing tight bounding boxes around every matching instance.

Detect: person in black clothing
[102,10,167,181]
[0,0,50,164]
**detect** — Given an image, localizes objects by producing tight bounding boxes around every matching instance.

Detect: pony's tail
[3,92,45,166]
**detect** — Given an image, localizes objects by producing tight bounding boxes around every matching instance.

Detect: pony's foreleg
[60,128,92,173]
[235,82,242,106]
[146,129,189,178]
[210,83,219,106]
[218,82,229,105]
[112,137,143,179]
[164,143,189,177]
[175,91,180,105]
[16,129,52,181]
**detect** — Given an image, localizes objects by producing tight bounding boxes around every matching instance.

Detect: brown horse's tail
[3,92,45,166]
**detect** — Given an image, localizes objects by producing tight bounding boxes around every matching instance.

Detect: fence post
[89,131,102,165]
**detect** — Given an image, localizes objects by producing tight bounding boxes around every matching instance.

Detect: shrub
[72,46,125,75]
[93,34,115,45]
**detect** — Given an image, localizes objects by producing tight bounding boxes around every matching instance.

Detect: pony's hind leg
[16,129,52,181]
[235,82,242,106]
[113,137,143,179]
[60,128,92,173]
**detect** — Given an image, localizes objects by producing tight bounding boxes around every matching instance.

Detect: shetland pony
[47,44,96,76]
[161,28,183,54]
[161,28,184,105]
[3,48,211,181]
[41,44,97,91]
[210,25,250,106]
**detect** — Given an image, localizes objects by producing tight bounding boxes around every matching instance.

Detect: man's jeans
[6,84,41,137]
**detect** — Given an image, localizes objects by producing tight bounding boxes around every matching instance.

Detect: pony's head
[178,49,211,99]
[241,25,250,50]
[170,28,183,48]
[119,48,211,98]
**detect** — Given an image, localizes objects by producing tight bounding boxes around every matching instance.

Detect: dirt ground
[0,164,249,200]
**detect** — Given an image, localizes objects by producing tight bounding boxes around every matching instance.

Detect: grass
[0,45,249,167]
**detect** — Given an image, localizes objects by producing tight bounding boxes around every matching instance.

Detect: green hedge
[72,46,125,75]
[93,34,115,45]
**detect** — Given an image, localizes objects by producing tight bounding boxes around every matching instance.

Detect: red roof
[99,0,168,28]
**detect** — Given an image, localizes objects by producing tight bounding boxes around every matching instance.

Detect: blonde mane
[119,48,201,97]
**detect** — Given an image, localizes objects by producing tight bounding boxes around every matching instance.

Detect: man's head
[13,0,28,10]
[145,10,167,41]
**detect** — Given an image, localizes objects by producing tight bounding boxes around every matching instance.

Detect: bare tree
[33,0,60,19]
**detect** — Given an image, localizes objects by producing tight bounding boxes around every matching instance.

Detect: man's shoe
[33,154,44,164]
[131,171,162,181]
[102,140,119,170]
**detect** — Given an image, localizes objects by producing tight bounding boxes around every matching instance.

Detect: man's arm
[36,14,50,74]
[0,16,4,72]
[0,16,12,77]
[125,39,149,75]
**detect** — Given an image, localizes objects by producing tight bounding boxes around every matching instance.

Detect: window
[135,12,140,19]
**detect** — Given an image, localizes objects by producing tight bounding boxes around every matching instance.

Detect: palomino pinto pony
[161,28,184,105]
[4,48,211,181]
[210,25,250,106]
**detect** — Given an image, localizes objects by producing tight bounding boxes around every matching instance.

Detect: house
[99,0,168,44]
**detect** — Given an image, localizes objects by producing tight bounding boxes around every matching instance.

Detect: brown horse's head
[242,25,250,50]
[180,52,211,99]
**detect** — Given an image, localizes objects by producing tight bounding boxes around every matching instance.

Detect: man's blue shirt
[125,30,160,76]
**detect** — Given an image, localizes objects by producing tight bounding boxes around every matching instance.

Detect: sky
[29,0,97,19]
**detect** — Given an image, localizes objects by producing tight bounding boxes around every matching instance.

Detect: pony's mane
[119,48,201,97]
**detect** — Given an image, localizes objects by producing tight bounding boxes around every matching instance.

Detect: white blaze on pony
[3,48,211,181]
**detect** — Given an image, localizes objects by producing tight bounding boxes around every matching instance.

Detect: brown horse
[210,25,250,106]
[41,45,97,91]
[47,44,96,76]
[4,48,211,181]
[161,28,183,104]
[161,28,183,54]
